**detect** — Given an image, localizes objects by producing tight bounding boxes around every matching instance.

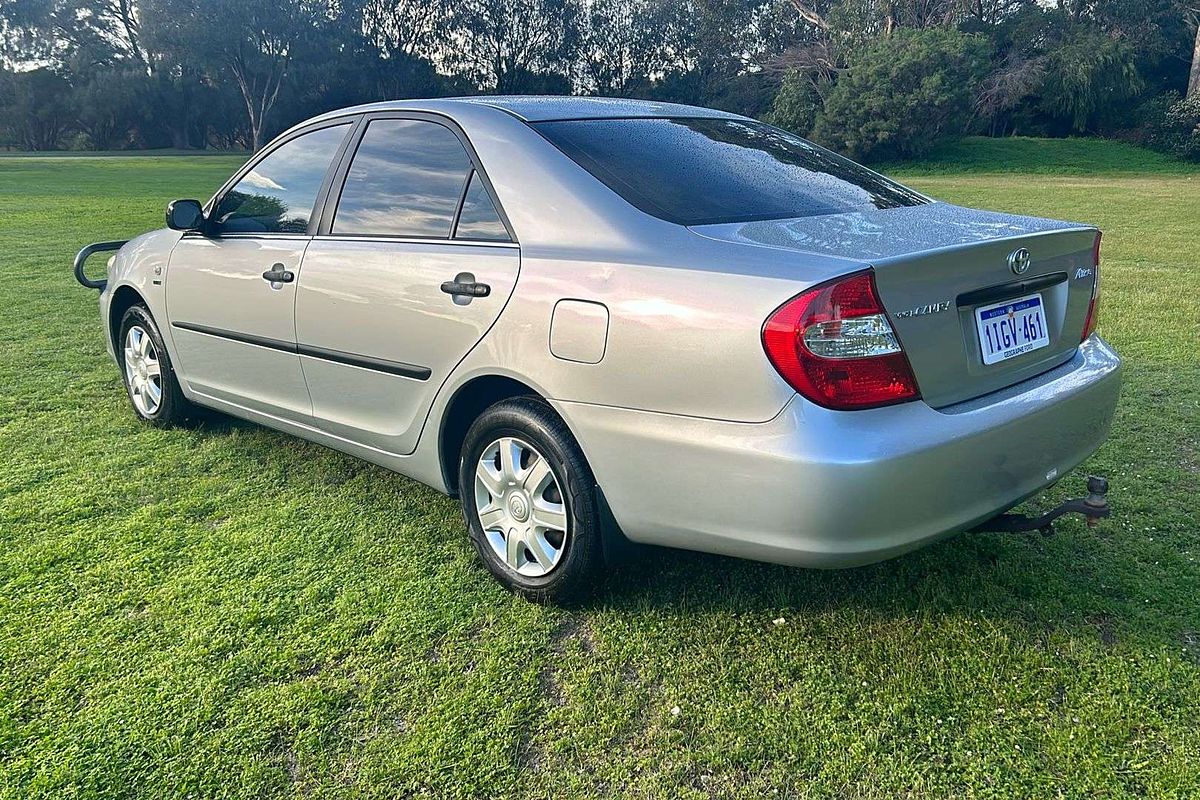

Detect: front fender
[99,229,183,360]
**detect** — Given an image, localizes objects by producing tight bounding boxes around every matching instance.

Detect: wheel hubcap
[124,325,163,416]
[474,436,568,577]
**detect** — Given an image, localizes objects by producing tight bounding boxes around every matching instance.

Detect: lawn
[1,140,1198,799]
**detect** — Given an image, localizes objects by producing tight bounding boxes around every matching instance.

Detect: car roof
[307,95,745,124]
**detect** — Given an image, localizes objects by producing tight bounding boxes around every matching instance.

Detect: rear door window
[333,119,474,238]
[454,170,509,241]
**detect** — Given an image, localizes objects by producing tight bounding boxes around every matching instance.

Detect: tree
[577,0,687,95]
[767,68,824,134]
[0,68,73,149]
[450,0,580,93]
[1189,14,1199,98]
[0,0,148,69]
[1038,24,1141,132]
[354,0,451,61]
[812,27,991,160]
[72,67,150,148]
[143,0,333,149]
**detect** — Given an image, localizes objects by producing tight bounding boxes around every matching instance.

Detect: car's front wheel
[118,304,195,427]
[458,397,603,602]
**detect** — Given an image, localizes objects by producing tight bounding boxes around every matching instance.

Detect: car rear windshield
[531,117,930,226]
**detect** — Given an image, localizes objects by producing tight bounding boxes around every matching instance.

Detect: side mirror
[166,199,205,232]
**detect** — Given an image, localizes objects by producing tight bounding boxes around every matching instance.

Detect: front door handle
[440,272,490,303]
[262,264,294,284]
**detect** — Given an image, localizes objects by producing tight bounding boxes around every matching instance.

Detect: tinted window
[333,119,473,237]
[454,171,509,241]
[533,117,929,226]
[214,124,350,234]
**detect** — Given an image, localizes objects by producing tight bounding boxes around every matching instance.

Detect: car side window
[213,123,350,234]
[332,119,475,238]
[454,170,509,241]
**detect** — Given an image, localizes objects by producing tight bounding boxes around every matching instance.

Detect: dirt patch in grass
[1088,613,1119,647]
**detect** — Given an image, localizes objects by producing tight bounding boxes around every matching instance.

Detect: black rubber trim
[297,343,431,380]
[172,321,295,352]
[171,321,430,380]
[957,272,1068,308]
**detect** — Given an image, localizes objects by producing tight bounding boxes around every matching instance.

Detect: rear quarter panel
[455,233,867,423]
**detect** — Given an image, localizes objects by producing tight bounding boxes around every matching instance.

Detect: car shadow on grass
[175,411,1194,656]
[586,528,1190,654]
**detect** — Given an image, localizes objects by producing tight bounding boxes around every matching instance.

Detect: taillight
[762,270,920,410]
[1081,231,1101,341]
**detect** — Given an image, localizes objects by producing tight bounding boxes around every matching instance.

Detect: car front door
[165,120,355,421]
[295,114,520,455]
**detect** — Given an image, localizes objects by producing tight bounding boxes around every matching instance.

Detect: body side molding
[171,321,432,380]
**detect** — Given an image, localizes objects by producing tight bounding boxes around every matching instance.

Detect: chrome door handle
[262,264,294,283]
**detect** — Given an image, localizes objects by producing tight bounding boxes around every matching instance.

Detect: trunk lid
[691,203,1100,408]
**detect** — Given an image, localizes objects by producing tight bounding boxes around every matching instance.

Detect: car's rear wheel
[118,305,194,427]
[458,397,603,602]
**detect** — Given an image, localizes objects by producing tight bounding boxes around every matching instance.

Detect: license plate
[975,293,1050,365]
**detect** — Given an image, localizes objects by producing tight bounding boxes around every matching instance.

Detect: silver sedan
[79,97,1121,600]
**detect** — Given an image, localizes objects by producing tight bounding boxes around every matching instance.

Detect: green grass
[1,140,1198,799]
[0,149,248,158]
[876,135,1200,176]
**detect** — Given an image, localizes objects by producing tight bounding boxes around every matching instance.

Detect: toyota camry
[74,97,1121,600]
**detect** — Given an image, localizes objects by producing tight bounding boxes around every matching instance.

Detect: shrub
[766,70,823,137]
[1037,25,1142,134]
[809,28,991,161]
[1133,92,1200,161]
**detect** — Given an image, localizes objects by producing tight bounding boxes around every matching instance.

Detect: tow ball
[971,476,1111,537]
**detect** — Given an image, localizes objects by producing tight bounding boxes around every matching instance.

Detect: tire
[458,397,604,602]
[117,304,195,427]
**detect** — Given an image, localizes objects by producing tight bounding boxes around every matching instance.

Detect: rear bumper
[554,335,1122,568]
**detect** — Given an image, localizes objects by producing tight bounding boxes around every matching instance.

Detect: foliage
[765,69,823,136]
[576,0,688,95]
[1138,92,1200,161]
[1037,24,1142,134]
[448,0,581,93]
[0,0,1197,161]
[1162,95,1200,160]
[0,68,73,150]
[810,28,991,160]
[70,68,151,150]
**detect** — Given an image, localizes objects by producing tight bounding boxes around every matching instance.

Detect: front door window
[213,124,350,234]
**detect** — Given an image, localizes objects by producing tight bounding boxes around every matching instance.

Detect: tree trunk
[1189,21,1200,100]
[170,125,191,150]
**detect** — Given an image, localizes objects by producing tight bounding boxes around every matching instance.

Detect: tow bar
[972,475,1111,537]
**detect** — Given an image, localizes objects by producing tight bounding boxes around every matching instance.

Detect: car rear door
[166,119,356,421]
[295,113,520,455]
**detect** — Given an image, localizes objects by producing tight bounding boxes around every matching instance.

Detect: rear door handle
[440,272,490,302]
[262,264,294,284]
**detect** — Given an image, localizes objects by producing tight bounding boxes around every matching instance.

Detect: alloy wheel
[124,325,163,416]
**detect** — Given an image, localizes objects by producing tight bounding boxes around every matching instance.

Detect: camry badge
[894,300,951,319]
[1008,247,1032,275]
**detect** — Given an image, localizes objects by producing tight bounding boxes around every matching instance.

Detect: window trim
[316,111,517,245]
[196,115,363,240]
[448,168,475,240]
